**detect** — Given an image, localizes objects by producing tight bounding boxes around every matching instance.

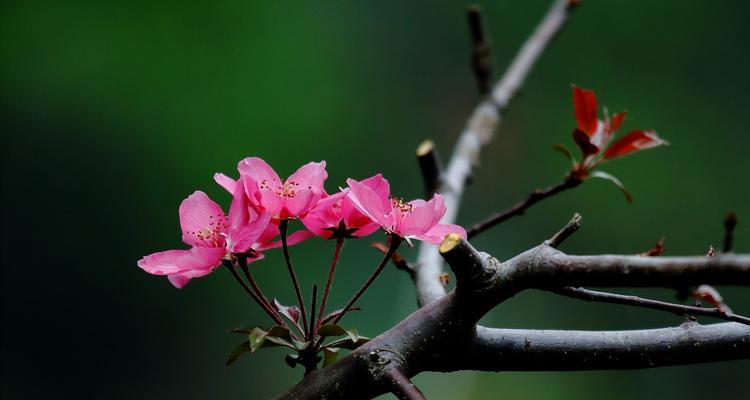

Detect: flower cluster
[138,157,465,288]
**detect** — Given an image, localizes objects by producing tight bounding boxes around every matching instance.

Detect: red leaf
[572,128,599,157]
[572,85,598,135]
[609,111,626,132]
[603,130,668,160]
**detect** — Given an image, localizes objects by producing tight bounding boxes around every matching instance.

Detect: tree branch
[414,0,577,307]
[551,286,750,325]
[467,176,582,238]
[465,323,750,371]
[274,239,750,399]
[386,368,428,400]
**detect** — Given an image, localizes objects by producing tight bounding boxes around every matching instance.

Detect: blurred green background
[2,0,749,398]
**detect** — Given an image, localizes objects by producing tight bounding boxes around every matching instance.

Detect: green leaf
[225,340,251,366]
[590,170,633,203]
[325,336,370,350]
[248,327,268,352]
[317,324,348,338]
[323,348,340,367]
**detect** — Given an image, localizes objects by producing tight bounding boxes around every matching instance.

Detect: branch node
[547,212,582,248]
[416,140,445,197]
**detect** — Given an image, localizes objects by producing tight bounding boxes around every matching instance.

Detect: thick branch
[465,323,750,371]
[504,245,750,291]
[414,0,576,307]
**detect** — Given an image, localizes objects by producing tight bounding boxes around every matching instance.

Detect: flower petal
[213,173,237,194]
[282,188,316,219]
[572,85,598,136]
[287,161,328,195]
[414,223,467,244]
[138,247,226,276]
[346,177,393,229]
[179,191,226,247]
[237,157,282,185]
[360,173,391,211]
[603,130,668,160]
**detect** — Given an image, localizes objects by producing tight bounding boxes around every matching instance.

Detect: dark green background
[2,0,749,398]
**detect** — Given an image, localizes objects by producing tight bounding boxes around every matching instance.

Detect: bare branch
[467,176,582,238]
[467,5,492,95]
[502,245,750,293]
[465,323,750,372]
[416,140,444,197]
[387,368,427,400]
[551,286,750,325]
[546,212,582,248]
[414,0,577,307]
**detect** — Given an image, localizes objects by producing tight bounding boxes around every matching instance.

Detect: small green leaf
[323,348,340,367]
[248,327,268,352]
[590,170,633,203]
[325,336,370,350]
[293,339,311,351]
[226,340,251,366]
[317,324,348,338]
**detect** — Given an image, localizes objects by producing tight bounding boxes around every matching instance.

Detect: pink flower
[137,180,272,288]
[344,174,466,244]
[301,179,381,239]
[214,157,328,220]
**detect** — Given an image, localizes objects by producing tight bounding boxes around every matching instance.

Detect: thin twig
[414,0,579,306]
[279,220,309,334]
[468,176,581,238]
[333,236,403,324]
[317,237,345,332]
[551,286,750,326]
[467,5,492,95]
[372,242,415,278]
[547,212,582,248]
[387,368,427,400]
[724,212,738,253]
[222,261,285,326]
[238,258,287,328]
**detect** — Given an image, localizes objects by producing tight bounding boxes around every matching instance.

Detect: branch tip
[439,233,463,254]
[547,212,582,248]
[416,139,444,197]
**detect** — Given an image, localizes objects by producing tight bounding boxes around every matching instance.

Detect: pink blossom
[345,174,466,244]
[137,180,273,288]
[301,178,381,239]
[214,157,328,220]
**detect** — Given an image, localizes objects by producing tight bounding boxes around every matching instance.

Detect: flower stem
[316,236,345,332]
[222,261,284,326]
[237,257,287,329]
[279,220,309,335]
[308,285,318,340]
[333,235,403,324]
